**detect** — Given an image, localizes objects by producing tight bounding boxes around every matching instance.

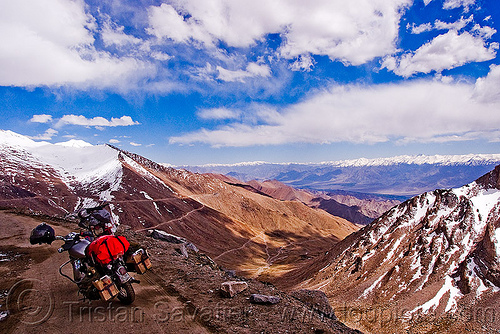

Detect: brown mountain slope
[116,149,359,280]
[239,179,400,225]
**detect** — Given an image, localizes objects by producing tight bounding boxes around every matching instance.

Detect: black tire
[117,281,135,305]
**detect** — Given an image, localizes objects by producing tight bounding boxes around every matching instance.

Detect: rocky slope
[274,166,500,333]
[0,130,358,282]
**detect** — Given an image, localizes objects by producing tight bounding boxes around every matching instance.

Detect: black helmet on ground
[30,223,56,245]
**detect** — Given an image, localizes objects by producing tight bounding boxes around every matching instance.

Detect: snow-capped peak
[0,130,121,193]
[0,130,47,148]
[55,139,93,148]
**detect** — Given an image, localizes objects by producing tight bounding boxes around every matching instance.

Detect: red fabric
[88,235,130,265]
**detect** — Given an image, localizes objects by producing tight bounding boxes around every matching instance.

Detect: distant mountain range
[183,154,500,197]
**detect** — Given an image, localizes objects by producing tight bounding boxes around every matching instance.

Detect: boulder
[185,242,199,252]
[220,281,248,298]
[177,243,189,258]
[249,293,280,304]
[290,289,336,320]
[150,229,187,244]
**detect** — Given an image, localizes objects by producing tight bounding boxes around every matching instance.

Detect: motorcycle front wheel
[117,281,135,305]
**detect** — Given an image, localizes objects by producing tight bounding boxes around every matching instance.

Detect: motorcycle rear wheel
[117,281,135,304]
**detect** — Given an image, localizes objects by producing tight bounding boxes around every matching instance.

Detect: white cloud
[383,30,498,77]
[146,0,411,66]
[55,115,140,128]
[474,65,500,103]
[29,128,58,140]
[146,3,213,45]
[101,17,142,48]
[130,142,142,146]
[170,73,500,147]
[472,24,497,40]
[434,15,473,31]
[409,22,433,34]
[0,0,154,88]
[109,139,120,144]
[197,108,241,120]
[151,52,173,61]
[216,63,271,82]
[409,16,473,34]
[443,0,476,11]
[29,114,53,123]
[289,55,315,72]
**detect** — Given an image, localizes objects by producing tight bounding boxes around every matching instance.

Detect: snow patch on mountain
[0,129,123,199]
[412,276,463,314]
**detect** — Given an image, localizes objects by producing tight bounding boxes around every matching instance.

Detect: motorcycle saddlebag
[92,275,119,301]
[126,249,152,274]
[88,235,130,265]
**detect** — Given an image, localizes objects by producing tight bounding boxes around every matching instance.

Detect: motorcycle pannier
[127,249,152,274]
[88,235,130,265]
[92,275,119,301]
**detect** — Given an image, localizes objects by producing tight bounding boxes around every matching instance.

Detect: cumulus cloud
[170,71,500,147]
[109,139,120,144]
[146,0,411,66]
[29,114,53,123]
[383,30,498,77]
[0,0,154,88]
[474,65,500,102]
[130,142,141,146]
[55,115,140,128]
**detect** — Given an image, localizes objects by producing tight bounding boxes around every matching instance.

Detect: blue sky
[1,0,500,165]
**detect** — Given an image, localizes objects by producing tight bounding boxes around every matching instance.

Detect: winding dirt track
[0,211,210,334]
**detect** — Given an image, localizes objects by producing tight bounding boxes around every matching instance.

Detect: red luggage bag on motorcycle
[87,235,130,265]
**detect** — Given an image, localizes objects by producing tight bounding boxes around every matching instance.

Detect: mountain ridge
[181,153,500,169]
[184,154,500,196]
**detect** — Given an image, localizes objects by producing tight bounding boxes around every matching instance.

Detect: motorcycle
[29,206,151,305]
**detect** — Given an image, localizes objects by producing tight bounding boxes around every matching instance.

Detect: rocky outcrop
[249,294,281,304]
[290,289,337,320]
[150,229,187,243]
[220,281,249,298]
